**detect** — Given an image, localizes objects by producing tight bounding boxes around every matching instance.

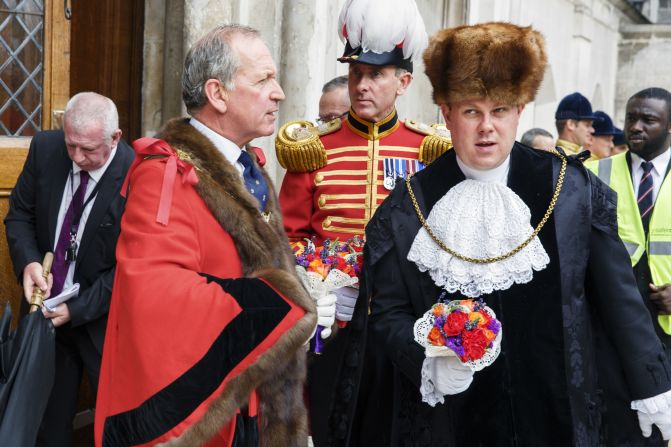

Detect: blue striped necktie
[638,161,654,224]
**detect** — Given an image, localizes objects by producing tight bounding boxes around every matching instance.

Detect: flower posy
[428,300,501,363]
[291,236,364,279]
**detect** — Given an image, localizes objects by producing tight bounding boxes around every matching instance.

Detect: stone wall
[140,0,460,186]
[616,24,671,126]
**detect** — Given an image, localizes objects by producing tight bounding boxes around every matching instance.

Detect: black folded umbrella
[0,303,55,446]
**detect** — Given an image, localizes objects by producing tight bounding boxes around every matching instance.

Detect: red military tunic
[278,109,450,243]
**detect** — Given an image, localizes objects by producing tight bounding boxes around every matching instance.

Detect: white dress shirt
[53,147,117,292]
[190,117,245,176]
[630,148,671,204]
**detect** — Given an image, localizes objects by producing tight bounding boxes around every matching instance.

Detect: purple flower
[487,319,501,334]
[464,319,479,331]
[446,336,465,357]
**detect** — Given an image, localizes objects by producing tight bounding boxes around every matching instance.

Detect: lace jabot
[407,179,549,297]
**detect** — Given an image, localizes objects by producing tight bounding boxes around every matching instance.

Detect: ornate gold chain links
[405,149,567,264]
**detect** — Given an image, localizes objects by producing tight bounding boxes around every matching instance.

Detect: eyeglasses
[316,111,348,125]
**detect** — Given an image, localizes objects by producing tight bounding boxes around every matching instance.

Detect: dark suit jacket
[4,129,134,354]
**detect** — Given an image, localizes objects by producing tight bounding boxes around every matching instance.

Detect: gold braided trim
[406,149,567,264]
[419,134,452,165]
[275,120,327,172]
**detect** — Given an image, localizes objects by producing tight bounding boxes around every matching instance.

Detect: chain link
[406,149,567,264]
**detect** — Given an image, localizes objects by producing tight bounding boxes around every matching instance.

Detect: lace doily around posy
[412,301,502,372]
[407,179,550,297]
[295,266,358,300]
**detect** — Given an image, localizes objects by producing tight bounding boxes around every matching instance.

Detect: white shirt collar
[630,147,671,177]
[456,154,511,184]
[189,117,242,166]
[71,146,117,183]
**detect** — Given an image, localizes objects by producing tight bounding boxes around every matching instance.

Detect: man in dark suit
[586,88,671,446]
[4,91,133,446]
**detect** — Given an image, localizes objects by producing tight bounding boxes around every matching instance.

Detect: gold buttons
[318,195,327,207]
[322,217,332,228]
[315,173,324,184]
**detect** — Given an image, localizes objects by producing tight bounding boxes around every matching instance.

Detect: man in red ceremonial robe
[94,25,316,447]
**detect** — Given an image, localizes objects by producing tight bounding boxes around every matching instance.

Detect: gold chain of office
[405,149,567,265]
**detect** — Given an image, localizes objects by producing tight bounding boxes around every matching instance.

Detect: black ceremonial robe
[327,143,671,447]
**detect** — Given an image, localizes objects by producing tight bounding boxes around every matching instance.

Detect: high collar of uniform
[346,108,399,140]
[556,138,582,155]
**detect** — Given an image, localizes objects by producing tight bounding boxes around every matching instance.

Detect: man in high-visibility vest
[586,87,671,446]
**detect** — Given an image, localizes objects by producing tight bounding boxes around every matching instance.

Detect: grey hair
[182,24,260,114]
[64,92,119,143]
[521,127,553,147]
[322,75,348,94]
[395,67,409,77]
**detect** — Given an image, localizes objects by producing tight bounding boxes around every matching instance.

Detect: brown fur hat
[423,22,547,106]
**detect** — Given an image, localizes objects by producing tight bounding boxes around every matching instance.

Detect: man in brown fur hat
[94,25,317,447]
[329,22,671,446]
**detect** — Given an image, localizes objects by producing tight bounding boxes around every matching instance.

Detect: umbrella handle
[29,252,54,313]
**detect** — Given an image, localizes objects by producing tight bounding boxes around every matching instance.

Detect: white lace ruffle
[420,357,445,407]
[632,389,671,414]
[407,179,550,297]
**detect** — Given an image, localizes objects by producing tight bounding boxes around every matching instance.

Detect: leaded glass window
[0,0,43,136]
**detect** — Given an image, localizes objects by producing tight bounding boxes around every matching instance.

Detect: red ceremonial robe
[95,119,316,447]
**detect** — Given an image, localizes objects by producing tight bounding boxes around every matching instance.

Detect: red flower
[335,256,347,270]
[443,311,469,336]
[462,328,489,360]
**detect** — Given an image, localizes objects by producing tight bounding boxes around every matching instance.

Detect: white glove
[316,293,336,339]
[633,390,671,439]
[431,355,474,396]
[637,410,671,439]
[334,286,359,322]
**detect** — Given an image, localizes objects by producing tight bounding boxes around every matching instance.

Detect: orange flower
[313,263,330,279]
[482,329,496,342]
[469,312,484,324]
[428,327,443,346]
[432,304,445,317]
[460,300,475,311]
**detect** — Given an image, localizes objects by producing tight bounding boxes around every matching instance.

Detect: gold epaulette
[405,119,453,165]
[276,119,341,173]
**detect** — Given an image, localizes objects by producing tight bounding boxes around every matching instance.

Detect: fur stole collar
[155,118,314,447]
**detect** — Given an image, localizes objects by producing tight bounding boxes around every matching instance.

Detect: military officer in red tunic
[277,109,450,243]
[275,1,450,445]
[276,17,450,244]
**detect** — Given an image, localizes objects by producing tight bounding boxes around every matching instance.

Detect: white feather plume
[338,0,428,62]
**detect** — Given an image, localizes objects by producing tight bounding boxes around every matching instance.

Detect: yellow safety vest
[586,153,671,334]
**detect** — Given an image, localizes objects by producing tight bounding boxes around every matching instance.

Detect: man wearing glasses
[317,75,350,125]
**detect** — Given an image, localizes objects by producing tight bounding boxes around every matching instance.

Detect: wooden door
[69,0,144,141]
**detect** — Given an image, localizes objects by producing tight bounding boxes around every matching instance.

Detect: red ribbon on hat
[122,137,199,226]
